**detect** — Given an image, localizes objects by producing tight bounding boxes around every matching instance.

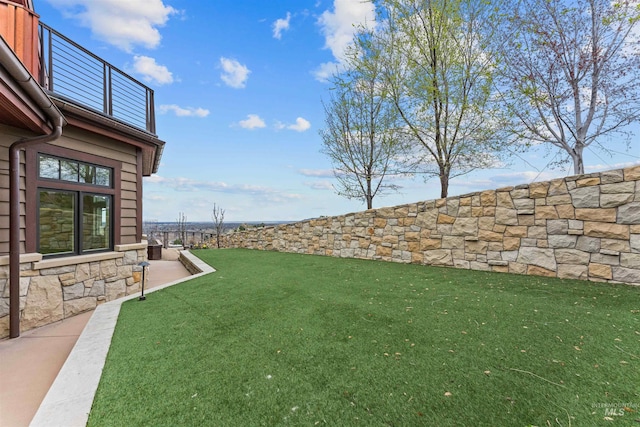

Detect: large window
[37,154,114,256]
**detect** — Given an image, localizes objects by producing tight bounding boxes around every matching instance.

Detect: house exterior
[0,0,165,338]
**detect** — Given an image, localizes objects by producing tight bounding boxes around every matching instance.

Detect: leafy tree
[494,0,640,174]
[212,203,225,248]
[363,0,505,198]
[320,41,408,209]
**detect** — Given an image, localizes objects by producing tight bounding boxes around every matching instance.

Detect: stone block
[377,246,392,257]
[576,236,601,253]
[548,179,569,195]
[547,195,572,205]
[105,279,126,301]
[453,259,470,269]
[503,237,521,251]
[469,261,491,271]
[584,222,630,240]
[577,177,601,187]
[589,263,612,279]
[62,283,85,301]
[535,206,559,219]
[601,193,634,208]
[88,280,106,297]
[570,186,600,208]
[423,250,453,266]
[496,192,514,208]
[451,217,478,236]
[555,249,590,264]
[601,239,630,253]
[517,214,535,225]
[527,265,556,277]
[481,190,496,206]
[466,240,488,254]
[555,204,575,219]
[64,297,96,317]
[478,229,503,242]
[76,263,91,282]
[510,188,529,199]
[617,202,640,224]
[623,165,640,181]
[557,264,588,280]
[504,226,527,237]
[493,224,507,233]
[521,238,537,247]
[547,220,569,235]
[471,207,483,217]
[590,253,620,265]
[601,169,624,184]
[495,207,518,225]
[568,220,584,230]
[420,239,441,250]
[601,182,635,194]
[632,234,640,253]
[548,235,577,249]
[415,210,438,229]
[530,182,549,198]
[620,253,640,269]
[509,262,528,274]
[21,275,63,331]
[575,208,616,222]
[478,217,495,230]
[442,236,465,249]
[460,197,472,206]
[513,198,535,210]
[612,266,640,284]
[517,247,557,271]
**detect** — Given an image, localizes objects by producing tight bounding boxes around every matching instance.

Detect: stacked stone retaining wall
[225,166,640,285]
[0,243,148,337]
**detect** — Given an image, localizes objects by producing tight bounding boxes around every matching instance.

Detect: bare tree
[212,204,225,248]
[494,0,640,174]
[176,211,187,247]
[320,46,408,209]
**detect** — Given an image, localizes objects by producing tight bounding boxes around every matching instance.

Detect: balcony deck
[38,22,156,135]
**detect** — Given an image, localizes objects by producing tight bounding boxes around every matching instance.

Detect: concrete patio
[0,249,211,427]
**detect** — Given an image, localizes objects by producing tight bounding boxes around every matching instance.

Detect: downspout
[9,123,63,338]
[1,38,65,338]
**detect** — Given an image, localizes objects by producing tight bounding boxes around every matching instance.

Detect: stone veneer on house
[0,242,148,338]
[225,166,640,285]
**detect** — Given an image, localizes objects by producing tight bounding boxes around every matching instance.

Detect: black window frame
[35,154,115,258]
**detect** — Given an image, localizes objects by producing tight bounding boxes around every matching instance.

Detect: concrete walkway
[0,249,213,427]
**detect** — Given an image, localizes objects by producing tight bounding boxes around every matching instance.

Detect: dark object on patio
[147,244,162,260]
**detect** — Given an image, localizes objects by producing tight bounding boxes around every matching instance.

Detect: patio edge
[29,250,215,427]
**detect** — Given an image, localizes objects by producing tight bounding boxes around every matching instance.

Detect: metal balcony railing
[38,22,156,134]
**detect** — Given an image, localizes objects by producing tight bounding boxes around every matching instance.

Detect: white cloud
[220,57,250,88]
[314,0,376,81]
[298,169,335,177]
[159,104,209,117]
[47,0,177,52]
[132,55,173,85]
[287,117,311,132]
[304,181,334,190]
[273,12,291,39]
[238,114,266,129]
[313,61,342,83]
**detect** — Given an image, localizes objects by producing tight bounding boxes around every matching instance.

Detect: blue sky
[36,0,639,222]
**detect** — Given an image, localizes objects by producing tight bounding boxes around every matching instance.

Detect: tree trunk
[439,169,449,198]
[571,145,585,175]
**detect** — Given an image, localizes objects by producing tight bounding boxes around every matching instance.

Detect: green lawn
[88,249,639,426]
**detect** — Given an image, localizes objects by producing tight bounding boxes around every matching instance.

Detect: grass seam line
[507,368,566,388]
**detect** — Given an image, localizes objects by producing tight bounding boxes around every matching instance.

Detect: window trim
[26,144,122,254]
